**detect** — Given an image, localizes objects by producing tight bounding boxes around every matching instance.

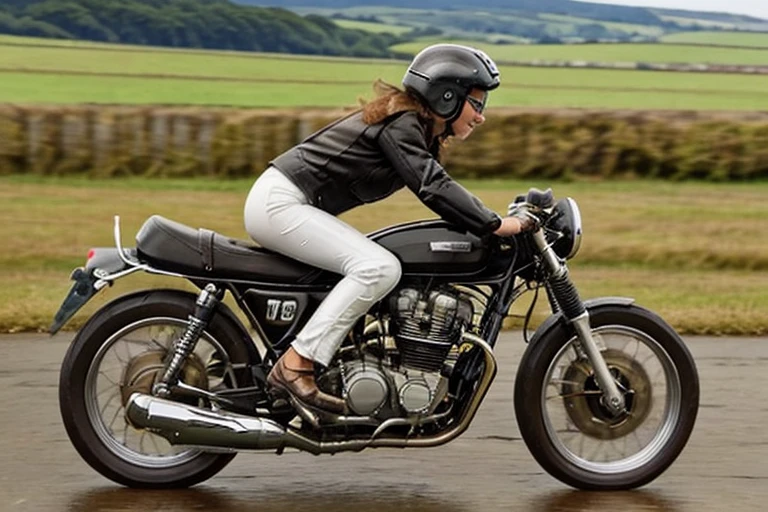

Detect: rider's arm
[378,111,502,237]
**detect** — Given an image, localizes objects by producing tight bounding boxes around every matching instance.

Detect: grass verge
[1,176,766,335]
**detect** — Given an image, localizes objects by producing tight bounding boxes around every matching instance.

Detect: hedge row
[2,104,768,181]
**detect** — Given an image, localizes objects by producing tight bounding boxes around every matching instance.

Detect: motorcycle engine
[388,287,474,372]
[339,359,447,417]
[319,286,473,418]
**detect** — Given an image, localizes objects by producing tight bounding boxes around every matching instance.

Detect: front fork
[531,230,626,415]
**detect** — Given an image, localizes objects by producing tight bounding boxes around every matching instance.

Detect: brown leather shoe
[267,357,346,414]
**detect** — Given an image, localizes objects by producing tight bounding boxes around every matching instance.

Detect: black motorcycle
[51,188,699,490]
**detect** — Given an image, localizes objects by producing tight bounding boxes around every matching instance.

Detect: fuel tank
[369,220,490,275]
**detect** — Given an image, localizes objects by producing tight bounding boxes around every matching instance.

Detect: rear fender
[86,247,136,275]
[49,248,139,335]
[73,288,263,366]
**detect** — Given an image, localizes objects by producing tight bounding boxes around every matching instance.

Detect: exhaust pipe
[127,392,372,454]
[126,393,292,451]
[126,333,496,454]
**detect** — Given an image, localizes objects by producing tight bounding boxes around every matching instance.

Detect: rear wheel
[514,304,699,490]
[60,290,252,488]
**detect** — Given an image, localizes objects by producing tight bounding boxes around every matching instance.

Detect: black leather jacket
[270,110,502,237]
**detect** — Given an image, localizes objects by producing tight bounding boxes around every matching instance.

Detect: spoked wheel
[86,319,231,468]
[60,290,252,488]
[514,305,699,490]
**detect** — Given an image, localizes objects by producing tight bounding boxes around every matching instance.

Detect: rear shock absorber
[154,283,223,397]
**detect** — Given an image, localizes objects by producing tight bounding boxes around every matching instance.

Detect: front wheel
[514,304,699,490]
[59,290,252,488]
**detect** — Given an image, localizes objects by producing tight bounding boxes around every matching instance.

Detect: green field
[0,41,402,81]
[5,69,768,110]
[538,13,665,37]
[2,176,767,335]
[332,19,413,35]
[657,15,737,29]
[393,40,768,66]
[662,31,768,48]
[2,35,768,110]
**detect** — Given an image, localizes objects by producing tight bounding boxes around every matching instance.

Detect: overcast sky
[578,0,768,20]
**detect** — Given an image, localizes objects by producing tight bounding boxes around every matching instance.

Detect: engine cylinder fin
[389,287,473,372]
[396,335,452,372]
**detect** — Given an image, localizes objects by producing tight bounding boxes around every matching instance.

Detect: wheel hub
[119,350,208,407]
[561,348,652,440]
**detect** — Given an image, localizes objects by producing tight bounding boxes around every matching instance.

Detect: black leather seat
[135,215,330,284]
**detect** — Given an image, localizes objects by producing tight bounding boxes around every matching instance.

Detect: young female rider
[244,44,535,414]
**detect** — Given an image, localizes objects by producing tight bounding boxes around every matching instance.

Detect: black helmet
[402,44,500,122]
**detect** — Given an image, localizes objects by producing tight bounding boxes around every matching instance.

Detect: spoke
[149,432,163,455]
[99,365,124,379]
[640,352,658,366]
[557,422,583,435]
[98,371,119,387]
[555,430,582,452]
[123,336,165,351]
[560,349,577,364]
[587,438,604,462]
[550,378,585,387]
[123,422,130,447]
[96,383,119,398]
[112,344,128,365]
[618,336,632,354]
[121,337,149,347]
[108,403,124,431]
[122,340,137,363]
[99,390,120,416]
[149,337,167,351]
[557,390,603,400]
[608,439,625,459]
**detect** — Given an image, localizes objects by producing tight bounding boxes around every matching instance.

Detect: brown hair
[361,80,430,124]
[360,80,442,151]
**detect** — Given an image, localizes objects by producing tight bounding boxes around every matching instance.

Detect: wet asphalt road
[1,331,767,512]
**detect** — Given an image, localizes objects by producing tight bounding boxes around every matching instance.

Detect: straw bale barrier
[2,104,768,181]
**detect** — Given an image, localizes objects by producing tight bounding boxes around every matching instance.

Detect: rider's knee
[350,252,401,296]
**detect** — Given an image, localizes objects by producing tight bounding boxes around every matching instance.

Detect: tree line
[0,0,400,58]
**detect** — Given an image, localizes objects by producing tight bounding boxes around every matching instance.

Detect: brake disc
[560,348,652,440]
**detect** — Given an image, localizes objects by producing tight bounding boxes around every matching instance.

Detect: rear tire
[514,304,699,490]
[59,290,252,488]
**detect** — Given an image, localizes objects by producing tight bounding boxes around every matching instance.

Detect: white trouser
[244,167,402,366]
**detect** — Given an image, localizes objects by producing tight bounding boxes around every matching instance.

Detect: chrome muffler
[125,332,497,454]
[126,393,291,451]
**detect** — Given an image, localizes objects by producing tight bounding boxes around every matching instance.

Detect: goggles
[466,93,488,115]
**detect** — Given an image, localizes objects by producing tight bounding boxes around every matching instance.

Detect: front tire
[514,304,699,490]
[59,290,252,488]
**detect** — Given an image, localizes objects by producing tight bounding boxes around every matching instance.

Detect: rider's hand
[494,216,529,237]
[504,203,540,233]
